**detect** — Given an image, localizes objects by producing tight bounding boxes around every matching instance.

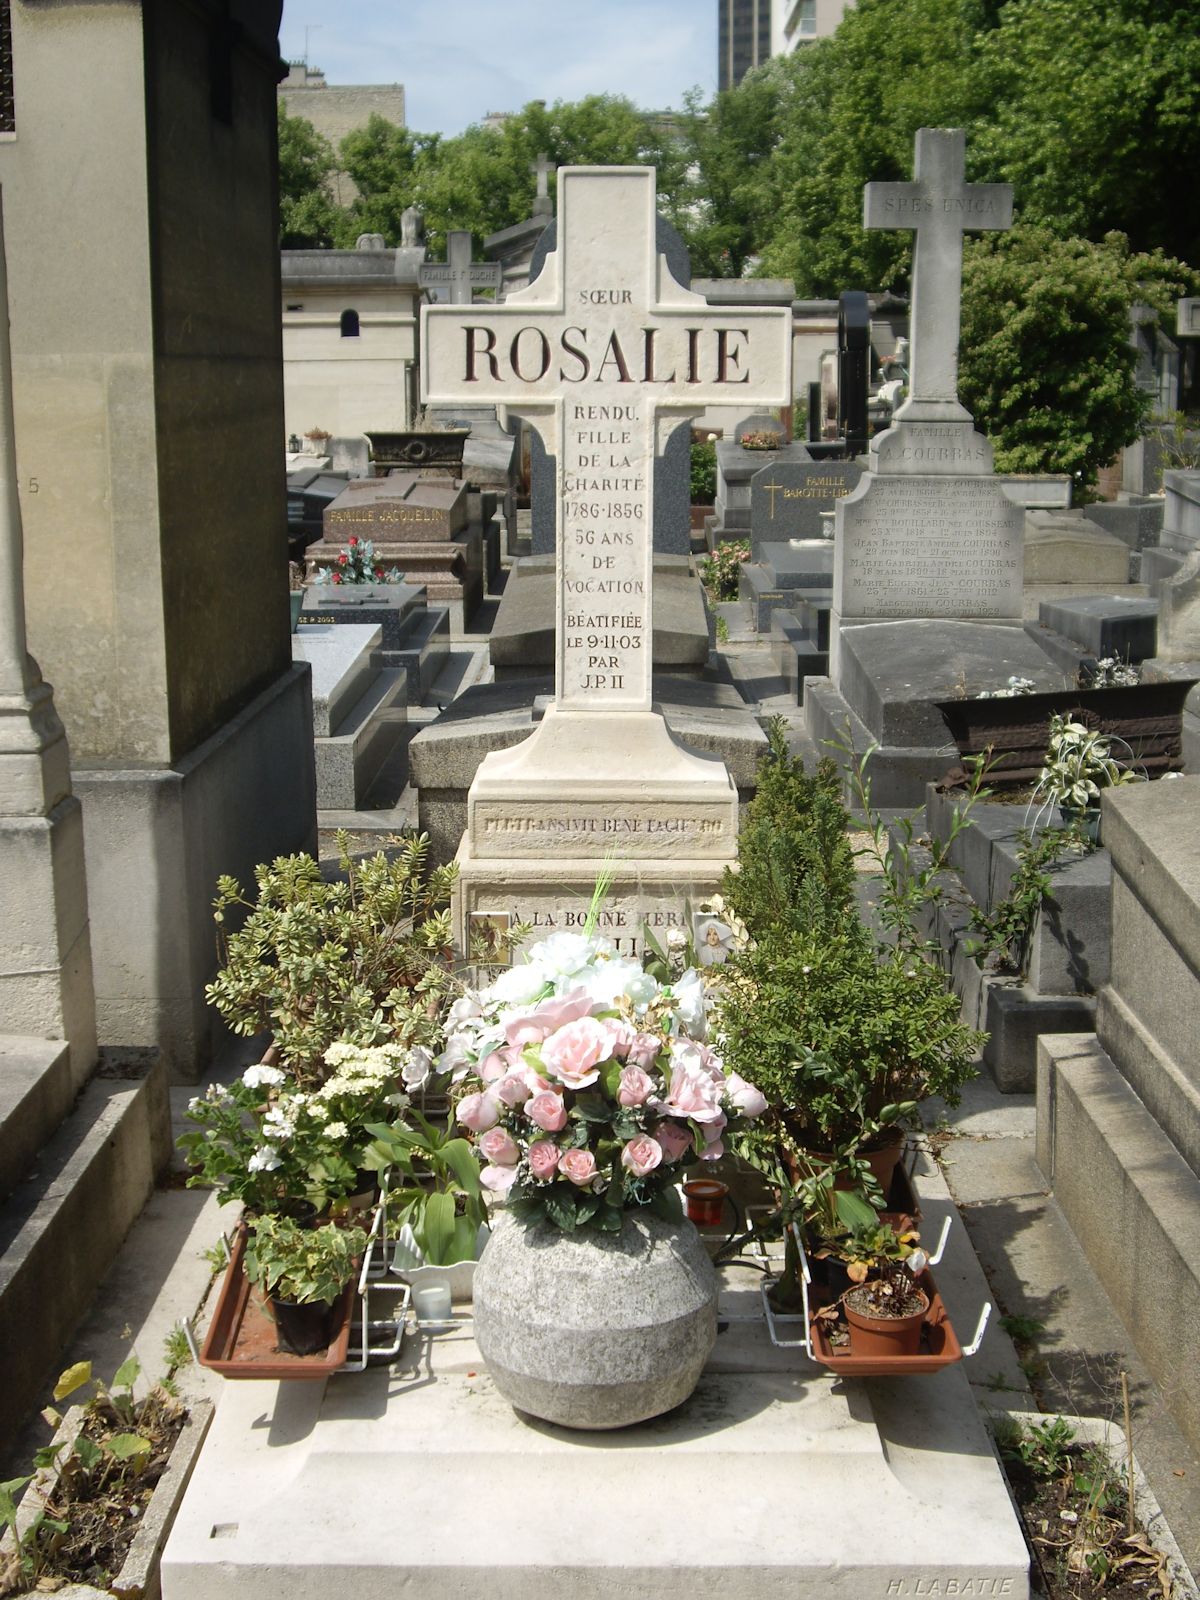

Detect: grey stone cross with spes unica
[864,128,1012,422]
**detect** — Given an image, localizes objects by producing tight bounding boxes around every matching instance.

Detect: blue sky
[279,0,717,136]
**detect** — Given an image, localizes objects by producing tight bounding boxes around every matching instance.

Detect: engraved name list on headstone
[421,165,792,951]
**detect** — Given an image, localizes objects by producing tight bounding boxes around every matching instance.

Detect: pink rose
[655,1120,692,1164]
[662,1062,725,1123]
[621,1135,663,1178]
[526,1090,568,1133]
[479,1126,520,1165]
[540,1016,620,1089]
[479,1051,508,1084]
[625,1032,662,1070]
[503,988,595,1048]
[617,1064,655,1107]
[560,1148,598,1188]
[457,1091,500,1133]
[494,1071,533,1107]
[724,1071,767,1117]
[480,1163,519,1195]
[693,1113,727,1162]
[527,1141,561,1181]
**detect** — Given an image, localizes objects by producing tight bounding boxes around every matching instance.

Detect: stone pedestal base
[452,705,738,956]
[75,665,316,1081]
[161,1260,1030,1600]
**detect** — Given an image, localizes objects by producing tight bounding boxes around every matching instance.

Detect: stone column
[0,191,96,1082]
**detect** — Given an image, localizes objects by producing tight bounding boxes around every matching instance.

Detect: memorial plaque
[835,476,1023,621]
[750,460,863,549]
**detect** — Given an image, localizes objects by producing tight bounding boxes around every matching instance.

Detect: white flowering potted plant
[182,1041,429,1373]
[439,923,767,1430]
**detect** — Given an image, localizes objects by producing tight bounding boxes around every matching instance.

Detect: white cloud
[279,0,716,135]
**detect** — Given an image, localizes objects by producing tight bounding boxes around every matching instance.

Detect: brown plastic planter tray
[808,1269,964,1377]
[199,1225,356,1380]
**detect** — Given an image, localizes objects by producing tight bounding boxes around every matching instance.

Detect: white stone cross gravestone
[421,165,791,953]
[418,231,502,306]
[865,128,1012,476]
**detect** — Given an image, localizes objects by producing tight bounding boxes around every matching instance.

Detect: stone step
[0,1038,74,1201]
[388,603,451,703]
[0,1064,169,1448]
[295,624,381,738]
[315,668,408,810]
[1037,595,1159,662]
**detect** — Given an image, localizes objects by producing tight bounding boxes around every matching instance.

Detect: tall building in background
[770,0,854,57]
[718,0,771,91]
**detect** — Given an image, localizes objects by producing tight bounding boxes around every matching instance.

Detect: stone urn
[474,1211,718,1430]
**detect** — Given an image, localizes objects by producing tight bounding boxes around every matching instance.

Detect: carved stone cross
[422,165,791,715]
[418,230,501,306]
[865,128,1012,422]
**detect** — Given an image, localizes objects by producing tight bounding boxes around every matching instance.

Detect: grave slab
[161,1268,1029,1600]
[299,582,426,652]
[1037,595,1159,662]
[1023,513,1130,585]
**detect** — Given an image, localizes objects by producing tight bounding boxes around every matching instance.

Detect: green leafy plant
[205,834,457,1082]
[998,1313,1047,1344]
[968,826,1086,977]
[243,1215,368,1306]
[178,1042,416,1215]
[721,721,857,943]
[834,1219,926,1284]
[1,1358,184,1596]
[689,436,717,503]
[837,733,993,958]
[999,1415,1076,1480]
[1029,714,1143,824]
[361,1108,487,1266]
[699,538,750,602]
[716,927,981,1155]
[161,1326,192,1373]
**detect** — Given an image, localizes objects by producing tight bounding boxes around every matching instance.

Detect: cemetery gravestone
[750,459,863,552]
[418,231,503,306]
[421,165,790,951]
[807,130,1066,801]
[831,129,1024,676]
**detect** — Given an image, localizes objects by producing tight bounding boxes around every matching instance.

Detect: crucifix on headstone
[418,231,502,306]
[421,166,791,952]
[864,128,1012,424]
[423,165,790,715]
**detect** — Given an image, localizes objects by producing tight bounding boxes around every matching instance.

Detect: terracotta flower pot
[843,1283,929,1359]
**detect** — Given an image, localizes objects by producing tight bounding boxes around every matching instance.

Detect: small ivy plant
[243,1216,368,1306]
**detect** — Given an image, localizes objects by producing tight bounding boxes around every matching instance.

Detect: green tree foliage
[334,116,439,246]
[971,0,1200,266]
[667,77,784,278]
[277,104,340,248]
[959,227,1195,488]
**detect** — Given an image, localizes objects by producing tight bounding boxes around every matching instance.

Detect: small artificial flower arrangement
[1030,712,1142,824]
[739,429,783,451]
[314,536,404,586]
[441,928,767,1233]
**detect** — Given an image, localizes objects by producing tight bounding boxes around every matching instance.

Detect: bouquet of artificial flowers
[440,931,766,1232]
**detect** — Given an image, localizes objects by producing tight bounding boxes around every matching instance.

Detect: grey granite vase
[473,1211,718,1430]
